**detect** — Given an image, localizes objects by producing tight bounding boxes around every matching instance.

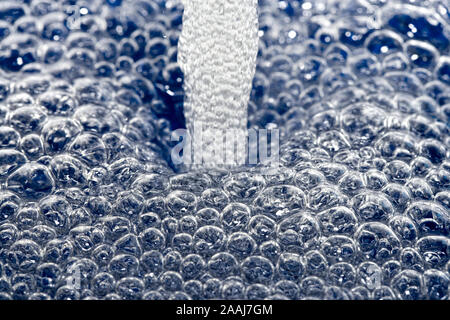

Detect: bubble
[166,190,197,219]
[355,222,401,262]
[277,211,320,253]
[41,118,82,153]
[310,110,339,135]
[391,269,424,300]
[308,185,347,212]
[200,188,230,211]
[15,204,39,230]
[70,225,104,254]
[113,190,144,218]
[406,115,441,139]
[0,191,20,223]
[365,170,388,190]
[349,53,380,78]
[417,236,449,269]
[248,215,276,243]
[381,183,411,212]
[317,162,347,183]
[114,234,141,257]
[116,277,144,299]
[39,195,70,234]
[435,56,450,85]
[227,232,257,260]
[275,252,305,282]
[8,239,41,272]
[20,134,44,159]
[92,272,115,298]
[220,203,251,233]
[246,283,270,300]
[73,105,122,135]
[304,250,328,278]
[418,139,447,165]
[435,191,450,210]
[203,278,222,299]
[406,178,433,200]
[221,278,245,300]
[426,168,450,191]
[317,206,358,236]
[169,173,211,194]
[382,53,409,73]
[223,173,266,200]
[139,228,165,252]
[411,156,433,177]
[327,262,356,289]
[339,171,365,196]
[49,154,87,188]
[193,226,225,258]
[0,127,19,150]
[405,201,449,236]
[69,133,107,167]
[341,103,387,147]
[142,291,163,300]
[140,250,163,275]
[22,224,56,245]
[373,285,396,300]
[423,269,449,300]
[108,254,139,279]
[183,280,202,300]
[7,162,54,199]
[388,215,418,246]
[400,247,424,273]
[375,131,417,160]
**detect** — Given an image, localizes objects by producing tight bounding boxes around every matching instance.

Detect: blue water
[0,0,448,300]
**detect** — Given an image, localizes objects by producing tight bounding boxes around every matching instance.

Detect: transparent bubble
[92,244,115,268]
[116,277,144,299]
[391,269,424,300]
[193,226,225,258]
[7,162,54,199]
[220,203,251,233]
[41,118,82,153]
[308,184,347,212]
[92,272,115,298]
[73,105,122,135]
[221,278,245,300]
[200,188,230,211]
[355,222,401,262]
[139,228,165,252]
[417,236,449,269]
[108,254,139,279]
[405,201,449,236]
[223,172,266,200]
[381,183,411,212]
[423,269,449,300]
[166,190,197,219]
[227,232,257,260]
[248,215,276,243]
[207,252,237,280]
[246,283,270,300]
[341,103,387,147]
[277,211,320,253]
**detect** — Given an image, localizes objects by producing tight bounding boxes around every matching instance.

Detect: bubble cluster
[0,0,448,300]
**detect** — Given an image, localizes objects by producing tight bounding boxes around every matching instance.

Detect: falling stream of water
[178,0,259,168]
